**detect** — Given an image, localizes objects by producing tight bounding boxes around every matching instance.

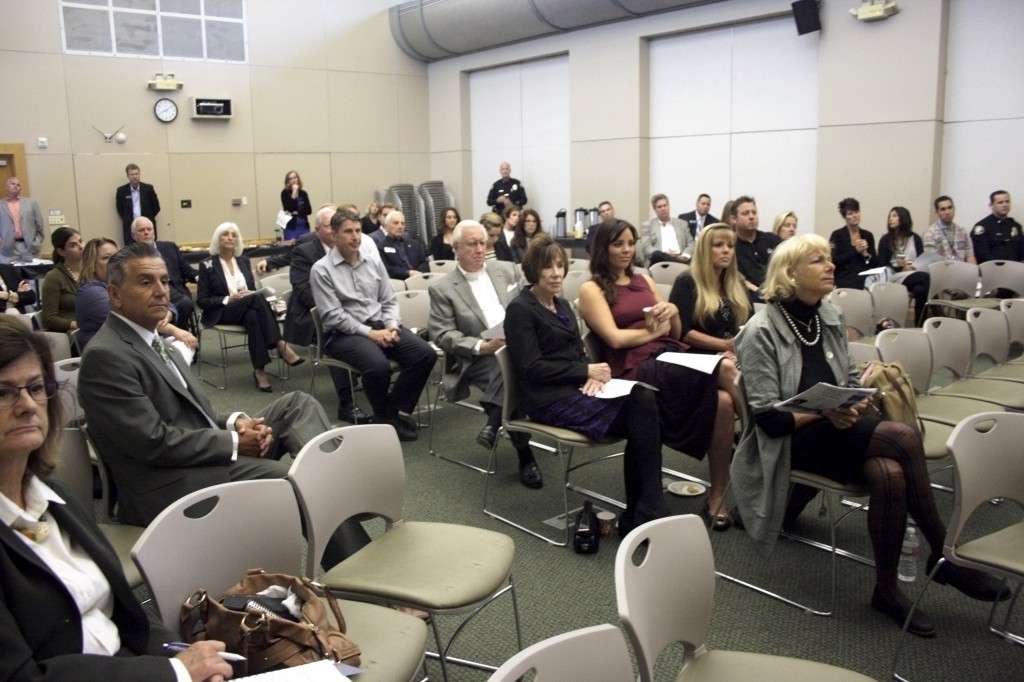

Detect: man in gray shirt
[310,207,436,441]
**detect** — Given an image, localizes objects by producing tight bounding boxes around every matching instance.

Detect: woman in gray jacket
[731,234,1006,638]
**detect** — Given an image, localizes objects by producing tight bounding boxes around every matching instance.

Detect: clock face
[154,98,178,123]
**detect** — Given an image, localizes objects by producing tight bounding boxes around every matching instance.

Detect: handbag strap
[306,579,347,633]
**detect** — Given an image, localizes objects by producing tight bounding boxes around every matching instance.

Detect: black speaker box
[792,0,821,35]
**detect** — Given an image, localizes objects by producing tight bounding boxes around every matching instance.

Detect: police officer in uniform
[486,162,527,212]
[971,190,1023,263]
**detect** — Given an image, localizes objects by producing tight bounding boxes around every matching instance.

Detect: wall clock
[154,98,178,123]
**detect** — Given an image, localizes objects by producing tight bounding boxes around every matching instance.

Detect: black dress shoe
[928,556,1012,602]
[337,405,368,424]
[252,372,273,393]
[388,417,418,442]
[476,425,498,450]
[397,414,418,432]
[519,462,543,489]
[871,586,936,637]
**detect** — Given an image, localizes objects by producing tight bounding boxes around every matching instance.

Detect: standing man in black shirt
[486,162,527,212]
[971,190,1022,263]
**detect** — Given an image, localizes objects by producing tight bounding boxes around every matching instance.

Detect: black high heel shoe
[286,356,305,367]
[253,372,273,393]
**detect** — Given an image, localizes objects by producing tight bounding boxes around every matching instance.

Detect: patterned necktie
[151,336,176,373]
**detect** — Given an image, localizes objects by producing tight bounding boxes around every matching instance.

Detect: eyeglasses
[0,381,58,409]
[459,240,487,249]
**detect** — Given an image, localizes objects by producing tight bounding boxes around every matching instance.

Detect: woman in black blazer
[280,170,312,240]
[504,234,671,536]
[197,222,304,392]
[830,197,881,289]
[0,316,233,682]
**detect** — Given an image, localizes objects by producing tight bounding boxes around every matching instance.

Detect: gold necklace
[777,303,821,346]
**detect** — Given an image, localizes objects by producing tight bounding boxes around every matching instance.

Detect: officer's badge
[973,225,985,235]
[1013,227,1020,237]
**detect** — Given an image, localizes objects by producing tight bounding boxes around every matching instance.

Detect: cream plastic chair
[561,269,588,303]
[890,412,1024,680]
[926,260,993,315]
[870,280,911,327]
[647,260,689,286]
[131,479,429,682]
[966,307,1024,381]
[287,425,523,681]
[486,624,634,682]
[615,515,875,682]
[484,347,626,546]
[568,257,590,272]
[828,288,874,340]
[923,317,1024,409]
[979,259,1024,297]
[53,358,84,426]
[429,259,458,275]
[389,277,407,293]
[42,331,72,362]
[48,428,145,588]
[405,271,446,291]
[257,270,292,299]
[1000,299,1024,361]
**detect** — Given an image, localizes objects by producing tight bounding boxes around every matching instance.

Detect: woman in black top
[509,208,544,263]
[878,206,929,325]
[280,170,312,240]
[429,207,460,261]
[361,200,382,236]
[829,197,880,289]
[504,234,670,536]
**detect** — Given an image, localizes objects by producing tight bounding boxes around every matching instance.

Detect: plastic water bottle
[898,526,919,582]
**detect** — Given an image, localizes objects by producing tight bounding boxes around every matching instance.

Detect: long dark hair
[888,206,913,241]
[511,208,544,248]
[589,219,637,306]
[50,227,80,265]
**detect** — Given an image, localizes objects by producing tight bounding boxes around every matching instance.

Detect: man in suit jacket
[115,163,161,245]
[678,193,719,239]
[79,241,330,527]
[637,194,694,267]
[0,177,45,264]
[0,262,36,312]
[427,220,540,488]
[286,205,367,423]
[378,210,430,279]
[131,216,197,327]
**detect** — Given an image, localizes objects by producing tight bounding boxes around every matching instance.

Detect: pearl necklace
[778,303,821,346]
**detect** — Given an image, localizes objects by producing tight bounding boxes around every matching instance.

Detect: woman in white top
[197,222,304,392]
[0,316,233,681]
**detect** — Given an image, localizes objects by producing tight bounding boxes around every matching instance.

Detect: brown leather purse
[179,568,361,676]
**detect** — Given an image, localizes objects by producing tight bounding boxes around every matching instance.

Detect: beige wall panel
[818,0,945,127]
[249,67,330,152]
[570,31,645,141]
[397,153,431,186]
[23,154,78,249]
[572,139,646,226]
[324,1,426,78]
[1,0,60,54]
[162,63,254,154]
[167,154,258,244]
[254,153,332,234]
[430,150,471,211]
[328,72,399,153]
[329,153,401,207]
[426,64,467,153]
[815,121,941,235]
[63,56,174,156]
[397,75,430,154]
[0,53,70,153]
[72,153,171,243]
[247,0,326,70]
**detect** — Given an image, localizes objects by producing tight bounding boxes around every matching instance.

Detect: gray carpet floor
[187,344,1023,681]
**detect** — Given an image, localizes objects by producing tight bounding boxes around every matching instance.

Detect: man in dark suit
[678,193,719,239]
[130,216,197,327]
[78,241,330,527]
[427,220,540,488]
[115,163,161,245]
[377,210,430,279]
[286,205,367,423]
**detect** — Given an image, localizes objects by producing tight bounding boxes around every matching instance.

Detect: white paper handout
[773,382,876,413]
[655,352,723,375]
[593,378,658,399]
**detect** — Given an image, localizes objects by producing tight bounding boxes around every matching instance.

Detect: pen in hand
[163,641,247,662]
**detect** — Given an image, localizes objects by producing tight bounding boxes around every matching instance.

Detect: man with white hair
[486,162,528,212]
[427,220,541,488]
[377,210,429,280]
[131,216,197,326]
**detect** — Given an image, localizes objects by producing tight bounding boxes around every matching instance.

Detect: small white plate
[667,481,706,497]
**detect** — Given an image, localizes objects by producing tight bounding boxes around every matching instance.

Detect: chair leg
[988,581,1024,646]
[428,389,494,474]
[890,559,943,681]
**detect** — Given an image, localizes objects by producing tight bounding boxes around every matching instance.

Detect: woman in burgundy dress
[578,219,738,530]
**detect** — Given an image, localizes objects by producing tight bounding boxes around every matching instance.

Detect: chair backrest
[923,316,973,379]
[4,310,34,330]
[979,259,1024,297]
[259,271,292,298]
[131,479,303,632]
[944,412,1024,567]
[310,306,327,360]
[390,278,406,293]
[43,331,72,362]
[966,307,1011,366]
[582,331,605,362]
[647,261,688,286]
[46,427,94,511]
[486,624,634,682]
[927,260,979,300]
[395,289,430,334]
[429,259,458,275]
[875,328,934,395]
[288,425,406,577]
[495,346,524,425]
[568,258,590,272]
[1000,298,1024,355]
[869,281,910,325]
[848,341,880,365]
[561,269,588,303]
[615,515,714,682]
[828,288,874,338]
[54,358,84,426]
[405,272,446,291]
